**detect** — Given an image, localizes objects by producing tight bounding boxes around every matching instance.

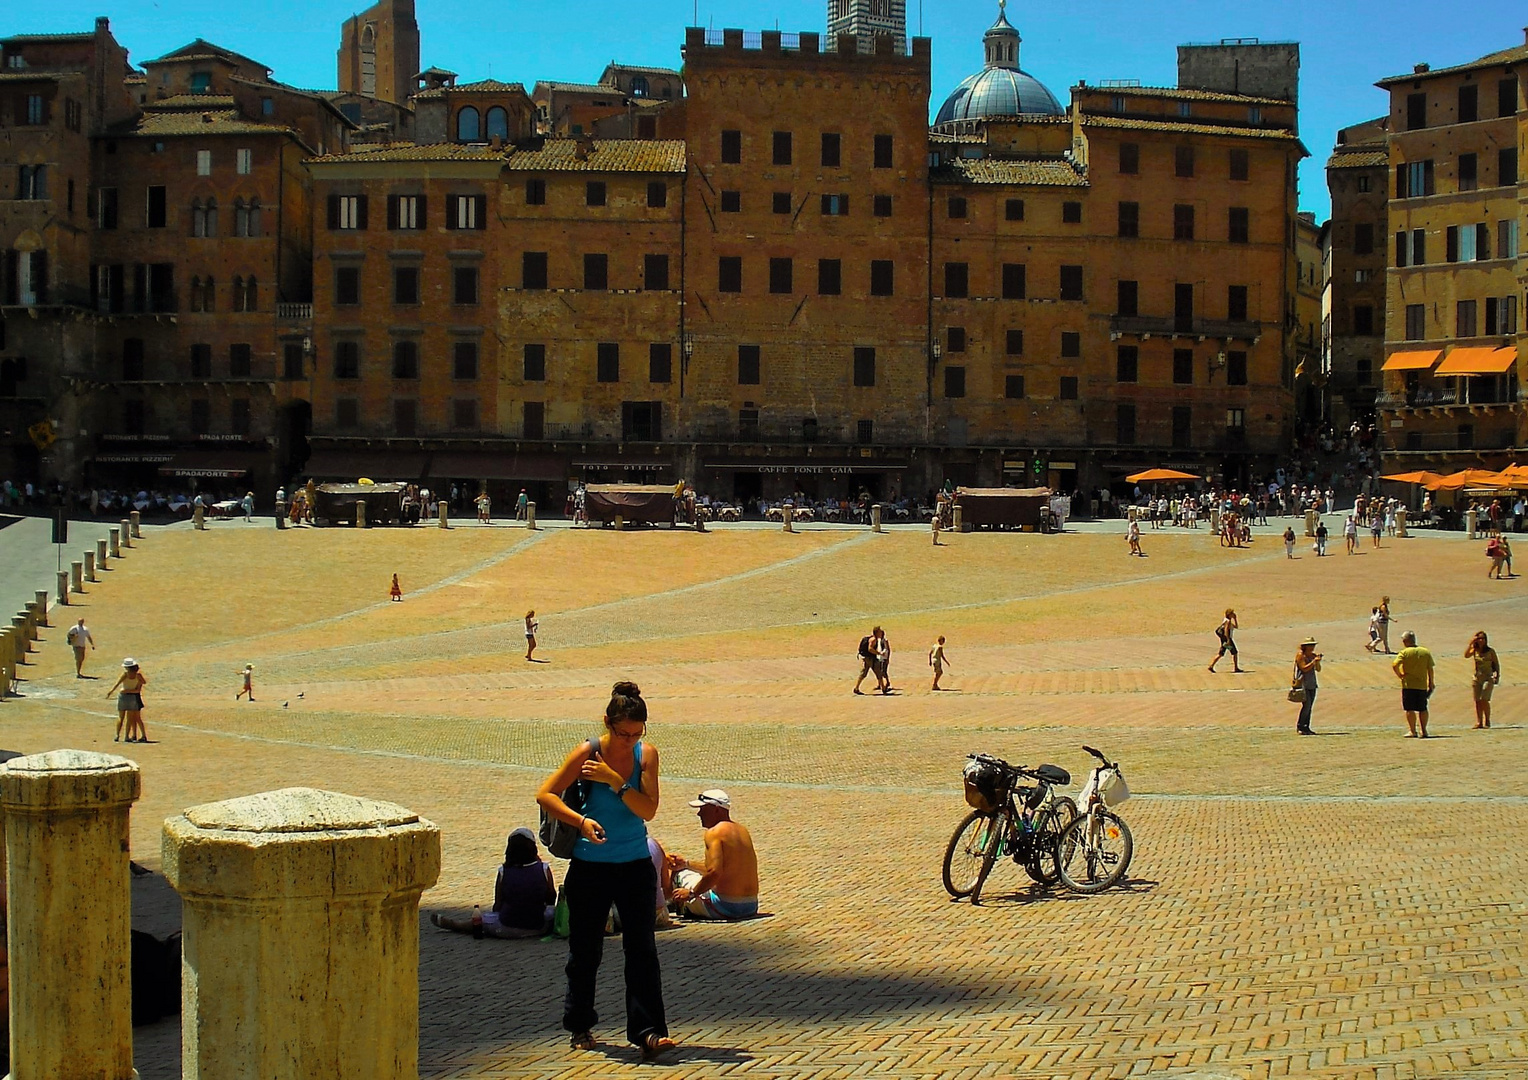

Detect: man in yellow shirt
[1391,631,1436,738]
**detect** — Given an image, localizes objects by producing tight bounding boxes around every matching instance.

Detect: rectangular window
[523,343,546,381]
[1001,262,1026,299]
[453,265,479,304]
[853,347,876,387]
[720,190,742,212]
[1395,231,1409,267]
[236,148,252,175]
[649,343,672,383]
[584,253,609,290]
[769,257,793,294]
[283,342,303,380]
[1228,207,1250,244]
[522,251,548,290]
[146,185,166,228]
[1226,351,1248,385]
[1459,152,1478,192]
[1005,198,1024,221]
[1116,345,1138,383]
[1118,201,1139,237]
[737,408,759,441]
[1005,374,1025,399]
[1407,92,1427,130]
[335,398,360,429]
[944,366,966,398]
[947,196,967,220]
[772,131,792,165]
[873,134,893,169]
[721,129,741,163]
[718,256,742,293]
[1228,284,1249,322]
[1062,201,1082,224]
[190,343,212,378]
[98,187,118,229]
[335,266,361,305]
[1499,219,1519,259]
[647,181,667,208]
[1405,303,1426,339]
[230,398,251,436]
[738,344,761,384]
[446,193,485,229]
[856,419,874,444]
[1174,282,1194,331]
[391,340,418,379]
[1005,329,1023,355]
[1229,148,1249,181]
[818,259,841,295]
[120,338,145,380]
[1117,280,1138,316]
[802,417,819,442]
[525,178,546,205]
[24,94,44,125]
[1397,159,1435,198]
[389,194,422,230]
[393,266,419,304]
[1061,332,1080,358]
[1499,148,1517,186]
[1502,295,1519,335]
[821,132,841,167]
[522,400,544,440]
[1116,403,1136,445]
[1173,349,1193,384]
[1059,265,1083,301]
[190,399,210,433]
[772,192,791,214]
[329,194,366,229]
[1353,305,1374,336]
[1119,142,1139,175]
[1413,228,1427,264]
[1486,297,1501,336]
[1501,78,1519,118]
[1354,223,1374,255]
[821,193,849,215]
[947,327,966,353]
[1457,299,1478,337]
[453,341,479,380]
[585,181,606,207]
[196,149,211,176]
[596,342,620,383]
[1226,408,1245,431]
[944,262,968,298]
[1172,405,1192,449]
[643,253,669,290]
[226,342,252,378]
[334,341,360,379]
[1060,375,1079,400]
[1174,204,1195,240]
[1458,83,1478,124]
[452,399,479,430]
[870,259,894,296]
[1175,145,1195,178]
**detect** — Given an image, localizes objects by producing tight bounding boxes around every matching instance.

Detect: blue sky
[8,1,1526,217]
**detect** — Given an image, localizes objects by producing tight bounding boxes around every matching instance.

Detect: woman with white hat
[1292,638,1321,735]
[106,658,149,743]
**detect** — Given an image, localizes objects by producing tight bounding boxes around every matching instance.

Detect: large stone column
[1,750,141,1080]
[163,788,441,1080]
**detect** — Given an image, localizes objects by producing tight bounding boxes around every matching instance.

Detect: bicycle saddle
[1035,764,1071,786]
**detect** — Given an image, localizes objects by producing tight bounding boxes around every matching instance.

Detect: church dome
[934,1,1063,124]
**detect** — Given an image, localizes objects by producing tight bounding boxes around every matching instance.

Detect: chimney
[1414,63,1429,74]
[95,16,109,32]
[1523,25,1528,44]
[574,132,594,161]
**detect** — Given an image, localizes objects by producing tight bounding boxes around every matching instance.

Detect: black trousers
[1297,688,1316,732]
[562,855,667,1045]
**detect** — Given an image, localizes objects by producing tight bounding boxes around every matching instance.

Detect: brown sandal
[570,1032,596,1051]
[641,1033,676,1060]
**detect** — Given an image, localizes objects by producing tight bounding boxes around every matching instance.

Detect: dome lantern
[934,0,1063,125]
[983,0,1020,70]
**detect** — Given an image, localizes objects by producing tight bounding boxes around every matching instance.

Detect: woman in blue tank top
[536,680,674,1059]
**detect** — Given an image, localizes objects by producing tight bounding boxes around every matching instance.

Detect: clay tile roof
[0,70,69,82]
[602,63,682,77]
[928,130,987,145]
[930,156,1087,187]
[1378,43,1528,85]
[0,30,95,43]
[142,38,270,73]
[1327,149,1387,169]
[1086,84,1290,107]
[145,94,237,109]
[1080,113,1300,140]
[535,81,617,95]
[112,109,296,138]
[502,138,685,173]
[415,78,528,101]
[307,141,508,164]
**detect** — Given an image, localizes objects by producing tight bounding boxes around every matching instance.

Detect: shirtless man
[668,790,759,920]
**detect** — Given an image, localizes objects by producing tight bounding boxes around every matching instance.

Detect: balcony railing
[277,303,313,321]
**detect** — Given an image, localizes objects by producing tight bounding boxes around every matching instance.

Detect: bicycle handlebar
[1082,745,1116,769]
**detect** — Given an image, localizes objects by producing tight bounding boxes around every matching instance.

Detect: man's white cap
[688,789,731,810]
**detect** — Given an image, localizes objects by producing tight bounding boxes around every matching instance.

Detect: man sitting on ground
[668,790,759,920]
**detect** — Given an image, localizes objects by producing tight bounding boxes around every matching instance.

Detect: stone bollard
[526,500,537,530]
[356,499,368,529]
[438,501,449,529]
[1396,507,1409,537]
[35,590,50,627]
[97,537,109,570]
[953,504,965,533]
[783,505,794,533]
[275,499,287,530]
[1466,508,1478,539]
[58,570,70,605]
[871,504,883,533]
[71,560,84,594]
[193,504,205,530]
[1,627,14,693]
[163,788,441,1080]
[130,510,141,538]
[85,550,97,582]
[109,527,121,558]
[614,514,624,531]
[1,750,141,1080]
[21,608,39,643]
[120,519,133,548]
[1304,508,1318,537]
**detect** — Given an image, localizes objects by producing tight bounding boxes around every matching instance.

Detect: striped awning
[1381,349,1442,371]
[1434,346,1517,375]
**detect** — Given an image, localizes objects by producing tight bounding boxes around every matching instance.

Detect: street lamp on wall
[680,332,695,397]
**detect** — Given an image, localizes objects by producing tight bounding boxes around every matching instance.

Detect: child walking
[928,636,951,690]
[236,664,255,701]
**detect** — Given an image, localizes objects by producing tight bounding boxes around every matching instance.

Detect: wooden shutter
[327,194,340,230]
[32,251,47,303]
[473,194,487,230]
[2,250,17,305]
[386,194,398,230]
[415,194,427,229]
[445,196,458,230]
[355,194,368,229]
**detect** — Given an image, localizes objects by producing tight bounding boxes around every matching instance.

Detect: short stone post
[35,590,50,627]
[526,500,537,530]
[120,519,132,548]
[275,499,287,530]
[163,788,441,1080]
[193,503,205,530]
[84,550,97,582]
[1,750,141,1080]
[1466,507,1479,539]
[20,609,38,644]
[13,615,31,659]
[108,528,121,558]
[871,504,883,532]
[783,505,794,533]
[438,501,449,528]
[1396,507,1409,537]
[70,560,84,594]
[952,504,964,533]
[1,627,15,693]
[1304,508,1318,537]
[130,510,141,538]
[614,514,625,531]
[58,570,71,605]
[356,499,368,529]
[97,537,109,570]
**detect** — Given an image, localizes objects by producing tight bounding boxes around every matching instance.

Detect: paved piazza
[4,518,1527,1080]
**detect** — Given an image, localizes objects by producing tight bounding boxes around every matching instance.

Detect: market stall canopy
[1381,349,1442,372]
[1125,468,1201,483]
[1434,346,1517,375]
[1381,470,1444,485]
[1461,471,1528,491]
[1425,469,1502,490]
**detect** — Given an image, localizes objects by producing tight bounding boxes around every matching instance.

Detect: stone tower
[826,0,907,55]
[337,0,420,105]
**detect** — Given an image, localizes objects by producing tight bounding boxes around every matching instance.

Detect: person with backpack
[853,627,886,695]
[431,828,556,938]
[66,618,95,677]
[535,681,674,1060]
[1208,609,1241,673]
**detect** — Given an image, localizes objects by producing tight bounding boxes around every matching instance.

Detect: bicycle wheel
[1057,809,1133,894]
[969,809,1009,905]
[942,810,1000,898]
[1024,797,1078,884]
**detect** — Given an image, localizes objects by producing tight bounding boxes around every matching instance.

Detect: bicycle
[1056,745,1133,894]
[943,754,1077,904]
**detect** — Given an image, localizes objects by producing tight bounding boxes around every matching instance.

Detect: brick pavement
[1,523,1525,1079]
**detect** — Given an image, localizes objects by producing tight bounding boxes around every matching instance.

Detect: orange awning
[1382,349,1442,371]
[1426,469,1502,491]
[1434,346,1517,375]
[1126,468,1201,483]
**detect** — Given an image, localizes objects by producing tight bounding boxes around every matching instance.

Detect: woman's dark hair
[505,829,538,866]
[605,680,647,725]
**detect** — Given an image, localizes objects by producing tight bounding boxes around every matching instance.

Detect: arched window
[189,275,202,312]
[231,275,244,313]
[204,196,217,237]
[247,198,260,238]
[190,198,205,237]
[485,106,509,140]
[244,275,258,312]
[630,76,649,98]
[456,106,481,142]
